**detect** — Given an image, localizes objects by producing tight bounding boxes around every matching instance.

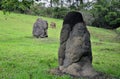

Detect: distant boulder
[32,18,48,38]
[50,22,56,28]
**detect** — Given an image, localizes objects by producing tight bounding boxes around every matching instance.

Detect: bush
[29,4,68,19]
[105,12,120,29]
[29,4,42,15]
[90,0,120,29]
[1,0,34,14]
[53,7,69,19]
[45,7,54,17]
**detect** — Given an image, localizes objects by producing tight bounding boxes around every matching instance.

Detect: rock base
[49,68,117,79]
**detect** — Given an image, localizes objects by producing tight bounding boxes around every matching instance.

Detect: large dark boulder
[49,11,116,79]
[32,18,48,38]
[58,11,98,77]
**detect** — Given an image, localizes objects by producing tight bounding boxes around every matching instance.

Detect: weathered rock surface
[32,18,48,38]
[58,11,98,77]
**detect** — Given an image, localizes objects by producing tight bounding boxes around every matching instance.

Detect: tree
[1,0,34,14]
[0,0,2,10]
[52,0,60,7]
[66,0,72,7]
[50,0,53,7]
[17,0,34,13]
[60,0,63,7]
[1,0,17,14]
[80,0,83,4]
[75,0,79,7]
[91,0,120,29]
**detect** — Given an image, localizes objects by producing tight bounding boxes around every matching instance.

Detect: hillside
[0,11,120,79]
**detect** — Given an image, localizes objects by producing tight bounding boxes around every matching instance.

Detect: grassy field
[0,11,120,79]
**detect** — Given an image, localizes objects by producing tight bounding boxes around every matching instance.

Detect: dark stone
[58,11,98,77]
[32,18,48,38]
[63,11,85,30]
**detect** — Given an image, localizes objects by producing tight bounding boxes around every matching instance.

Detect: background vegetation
[0,11,120,79]
[0,0,120,29]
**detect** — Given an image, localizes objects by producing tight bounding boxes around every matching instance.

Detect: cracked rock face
[33,18,48,38]
[58,11,97,77]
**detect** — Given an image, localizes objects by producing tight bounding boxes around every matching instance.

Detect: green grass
[0,11,120,79]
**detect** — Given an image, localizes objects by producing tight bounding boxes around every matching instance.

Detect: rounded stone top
[63,11,84,27]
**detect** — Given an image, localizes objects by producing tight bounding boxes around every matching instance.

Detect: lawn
[0,11,120,79]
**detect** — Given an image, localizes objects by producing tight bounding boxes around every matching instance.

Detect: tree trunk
[50,0,53,7]
[76,0,79,7]
[61,0,63,7]
[80,0,83,5]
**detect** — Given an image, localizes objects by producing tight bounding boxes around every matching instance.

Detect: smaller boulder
[32,18,48,38]
[50,22,56,28]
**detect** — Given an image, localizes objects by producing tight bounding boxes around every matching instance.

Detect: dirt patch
[49,68,118,79]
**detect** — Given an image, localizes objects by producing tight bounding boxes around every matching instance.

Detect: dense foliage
[91,0,120,29]
[0,0,120,29]
[1,0,33,14]
[30,4,69,19]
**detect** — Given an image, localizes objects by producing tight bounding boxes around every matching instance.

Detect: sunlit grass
[0,11,120,79]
